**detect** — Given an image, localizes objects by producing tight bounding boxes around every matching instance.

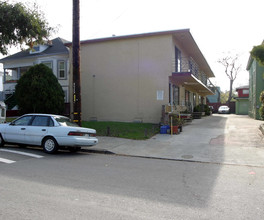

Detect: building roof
[246,55,254,71]
[0,37,70,63]
[236,85,249,90]
[65,29,215,78]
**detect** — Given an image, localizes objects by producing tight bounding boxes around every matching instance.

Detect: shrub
[259,105,264,120]
[260,91,264,103]
[15,64,65,114]
[204,104,211,116]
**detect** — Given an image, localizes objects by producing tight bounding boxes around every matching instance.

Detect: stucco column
[170,83,173,112]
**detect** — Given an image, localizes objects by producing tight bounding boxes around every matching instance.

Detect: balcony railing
[5,80,18,84]
[173,56,208,86]
[164,101,193,114]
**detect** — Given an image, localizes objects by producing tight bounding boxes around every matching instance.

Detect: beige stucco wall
[78,35,173,123]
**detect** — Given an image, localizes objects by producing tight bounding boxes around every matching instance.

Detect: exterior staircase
[5,93,17,110]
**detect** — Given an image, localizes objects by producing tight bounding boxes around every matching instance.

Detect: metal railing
[173,56,209,86]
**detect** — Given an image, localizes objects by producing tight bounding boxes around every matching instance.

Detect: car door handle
[42,129,46,131]
[21,128,26,130]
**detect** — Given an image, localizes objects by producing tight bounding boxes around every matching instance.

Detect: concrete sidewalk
[88,115,264,167]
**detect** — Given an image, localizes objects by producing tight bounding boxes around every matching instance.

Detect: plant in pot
[193,105,203,119]
[172,115,185,133]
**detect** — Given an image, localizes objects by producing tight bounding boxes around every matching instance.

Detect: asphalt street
[0,114,264,219]
[1,152,264,220]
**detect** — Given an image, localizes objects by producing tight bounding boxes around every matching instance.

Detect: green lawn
[82,121,159,140]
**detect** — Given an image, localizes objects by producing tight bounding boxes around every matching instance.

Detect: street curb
[81,148,115,155]
[82,149,264,168]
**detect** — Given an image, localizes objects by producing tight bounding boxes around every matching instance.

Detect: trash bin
[160,125,167,134]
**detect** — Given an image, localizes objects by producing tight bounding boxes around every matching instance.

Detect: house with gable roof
[0,37,70,112]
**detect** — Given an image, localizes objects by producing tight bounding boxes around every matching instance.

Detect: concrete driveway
[89,115,264,167]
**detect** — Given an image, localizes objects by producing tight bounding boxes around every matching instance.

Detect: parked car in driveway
[0,114,98,153]
[218,105,230,114]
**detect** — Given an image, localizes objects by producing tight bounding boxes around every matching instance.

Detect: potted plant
[192,105,203,119]
[171,115,185,133]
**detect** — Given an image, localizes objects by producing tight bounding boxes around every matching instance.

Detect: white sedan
[0,114,98,153]
[218,105,230,114]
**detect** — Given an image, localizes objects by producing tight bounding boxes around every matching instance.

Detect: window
[42,61,53,70]
[31,116,53,126]
[243,89,249,95]
[12,116,33,126]
[33,46,40,52]
[55,116,79,127]
[58,61,66,79]
[175,47,181,72]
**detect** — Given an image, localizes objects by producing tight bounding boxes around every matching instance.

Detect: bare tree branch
[217,53,241,102]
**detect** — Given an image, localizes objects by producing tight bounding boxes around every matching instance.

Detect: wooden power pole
[72,0,81,126]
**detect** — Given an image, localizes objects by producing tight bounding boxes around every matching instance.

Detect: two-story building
[235,85,249,115]
[0,37,70,111]
[247,51,264,120]
[67,29,215,123]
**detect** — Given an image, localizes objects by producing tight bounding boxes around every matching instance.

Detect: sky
[3,0,264,91]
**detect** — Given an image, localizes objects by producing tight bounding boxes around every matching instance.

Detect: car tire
[42,137,58,154]
[0,134,5,147]
[69,147,81,153]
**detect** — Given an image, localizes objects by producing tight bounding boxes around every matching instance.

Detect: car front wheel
[42,137,58,154]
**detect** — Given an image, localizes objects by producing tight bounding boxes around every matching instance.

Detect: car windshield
[54,116,79,127]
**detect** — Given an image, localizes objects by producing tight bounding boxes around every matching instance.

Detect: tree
[220,90,236,103]
[0,1,53,55]
[218,54,241,103]
[251,45,264,66]
[15,64,65,114]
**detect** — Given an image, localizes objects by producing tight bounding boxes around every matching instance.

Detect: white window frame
[57,60,67,80]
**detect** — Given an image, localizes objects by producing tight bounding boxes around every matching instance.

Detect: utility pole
[72,0,81,126]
